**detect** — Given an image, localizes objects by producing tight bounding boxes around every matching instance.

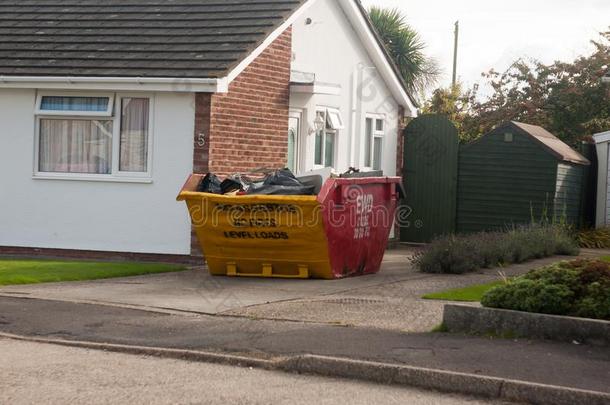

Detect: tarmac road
[0,339,500,405]
[0,296,609,395]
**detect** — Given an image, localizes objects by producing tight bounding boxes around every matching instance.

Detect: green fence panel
[401,115,459,243]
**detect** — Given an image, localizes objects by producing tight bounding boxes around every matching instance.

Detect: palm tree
[368,7,440,96]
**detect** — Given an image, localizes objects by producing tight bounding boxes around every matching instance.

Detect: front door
[288,110,302,173]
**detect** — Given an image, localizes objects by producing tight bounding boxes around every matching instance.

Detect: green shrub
[482,279,574,315]
[413,224,579,274]
[413,235,482,274]
[481,259,610,321]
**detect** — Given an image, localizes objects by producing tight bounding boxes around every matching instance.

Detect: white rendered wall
[291,0,401,176]
[0,88,195,255]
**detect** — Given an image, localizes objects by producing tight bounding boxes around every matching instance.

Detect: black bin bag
[248,169,315,196]
[197,173,222,194]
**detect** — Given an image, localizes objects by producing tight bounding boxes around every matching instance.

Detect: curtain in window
[324,132,335,168]
[365,118,373,167]
[373,137,382,171]
[39,119,112,174]
[119,98,149,172]
[314,130,323,166]
[40,96,109,112]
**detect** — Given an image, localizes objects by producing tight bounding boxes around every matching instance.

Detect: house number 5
[197,132,206,147]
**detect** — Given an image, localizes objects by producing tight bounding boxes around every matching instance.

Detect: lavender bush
[413,225,579,274]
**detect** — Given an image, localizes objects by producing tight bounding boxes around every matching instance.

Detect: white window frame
[35,91,115,117]
[363,114,385,171]
[313,107,342,169]
[288,108,304,174]
[33,91,154,183]
[327,108,345,130]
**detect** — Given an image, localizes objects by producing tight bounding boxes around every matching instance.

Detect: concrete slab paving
[224,254,580,332]
[2,248,608,333]
[0,248,420,314]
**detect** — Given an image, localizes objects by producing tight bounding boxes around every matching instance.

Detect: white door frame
[288,108,304,174]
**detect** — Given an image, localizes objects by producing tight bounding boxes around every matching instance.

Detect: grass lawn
[0,259,188,286]
[422,280,506,302]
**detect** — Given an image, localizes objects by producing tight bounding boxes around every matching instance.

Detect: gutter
[0,76,228,93]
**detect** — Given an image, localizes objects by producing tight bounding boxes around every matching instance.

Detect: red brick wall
[189,27,293,256]
[191,93,212,256]
[394,106,407,243]
[207,27,292,175]
[193,93,212,175]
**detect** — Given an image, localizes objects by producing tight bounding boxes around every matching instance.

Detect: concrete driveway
[0,248,594,332]
[0,248,419,315]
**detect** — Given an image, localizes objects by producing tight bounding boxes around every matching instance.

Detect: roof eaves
[223,0,313,84]
[0,75,226,93]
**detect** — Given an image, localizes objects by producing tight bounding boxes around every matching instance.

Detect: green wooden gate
[400,115,459,243]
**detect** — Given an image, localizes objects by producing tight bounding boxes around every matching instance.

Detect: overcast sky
[360,0,610,95]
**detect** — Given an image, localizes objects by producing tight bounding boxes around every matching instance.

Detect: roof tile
[0,0,305,78]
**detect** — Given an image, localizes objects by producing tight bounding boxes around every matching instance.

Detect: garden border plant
[412,224,579,274]
[577,227,610,249]
[481,258,610,321]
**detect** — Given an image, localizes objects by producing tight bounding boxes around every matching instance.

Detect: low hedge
[413,225,579,274]
[481,259,610,320]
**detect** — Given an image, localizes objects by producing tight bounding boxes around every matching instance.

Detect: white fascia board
[291,82,342,95]
[224,0,319,85]
[337,0,417,118]
[593,130,610,144]
[0,75,226,93]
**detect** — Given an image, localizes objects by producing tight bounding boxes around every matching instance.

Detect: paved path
[2,248,600,333]
[225,255,577,332]
[1,296,608,394]
[1,339,497,405]
[227,249,610,331]
[0,248,420,314]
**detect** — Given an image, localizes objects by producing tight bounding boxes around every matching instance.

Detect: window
[119,98,150,172]
[37,95,113,116]
[364,118,373,168]
[375,119,384,132]
[327,109,344,130]
[35,92,152,180]
[364,116,384,170]
[39,119,113,174]
[314,108,342,168]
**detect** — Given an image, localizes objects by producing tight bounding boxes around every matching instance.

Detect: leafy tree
[368,7,440,95]
[422,83,479,142]
[426,30,610,145]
